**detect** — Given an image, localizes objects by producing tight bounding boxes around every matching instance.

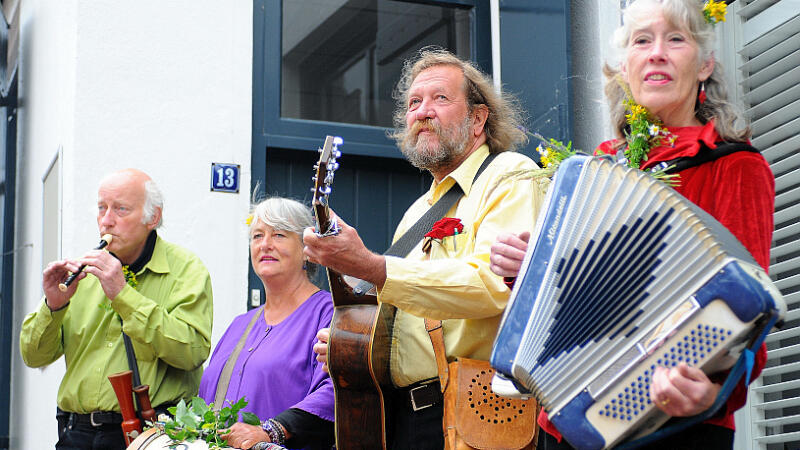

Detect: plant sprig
[496,128,678,188]
[623,99,676,169]
[155,396,260,449]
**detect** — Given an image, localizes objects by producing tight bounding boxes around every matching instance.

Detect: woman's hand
[489,231,530,278]
[650,363,721,417]
[313,328,330,373]
[219,422,270,449]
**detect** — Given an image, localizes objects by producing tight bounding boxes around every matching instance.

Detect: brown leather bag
[426,319,539,450]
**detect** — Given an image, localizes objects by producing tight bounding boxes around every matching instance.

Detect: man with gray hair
[20,168,213,450]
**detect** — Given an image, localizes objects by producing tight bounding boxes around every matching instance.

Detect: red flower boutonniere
[422,217,464,254]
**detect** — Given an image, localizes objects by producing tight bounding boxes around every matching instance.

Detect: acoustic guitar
[311,136,396,450]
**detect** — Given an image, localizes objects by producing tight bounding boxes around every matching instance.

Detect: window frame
[252,0,491,159]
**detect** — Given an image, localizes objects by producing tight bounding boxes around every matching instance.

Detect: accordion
[490,155,785,449]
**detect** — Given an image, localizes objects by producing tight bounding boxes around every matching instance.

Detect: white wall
[570,0,619,151]
[11,1,253,448]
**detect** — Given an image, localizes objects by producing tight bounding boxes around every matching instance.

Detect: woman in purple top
[199,197,334,450]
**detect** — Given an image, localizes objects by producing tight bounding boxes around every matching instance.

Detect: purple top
[199,290,334,422]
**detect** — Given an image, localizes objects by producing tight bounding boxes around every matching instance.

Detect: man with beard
[303,48,546,449]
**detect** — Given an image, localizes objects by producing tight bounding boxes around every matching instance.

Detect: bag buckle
[409,384,433,411]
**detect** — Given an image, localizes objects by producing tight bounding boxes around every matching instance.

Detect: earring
[302,260,308,271]
[698,81,707,104]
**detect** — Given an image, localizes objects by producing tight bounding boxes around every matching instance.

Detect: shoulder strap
[213,305,265,410]
[352,153,497,295]
[660,142,759,174]
[385,153,498,258]
[424,318,449,391]
[121,331,143,413]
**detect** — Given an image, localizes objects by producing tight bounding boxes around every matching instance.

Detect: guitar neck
[314,197,331,235]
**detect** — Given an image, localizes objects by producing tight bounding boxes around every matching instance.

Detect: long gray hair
[604,0,750,148]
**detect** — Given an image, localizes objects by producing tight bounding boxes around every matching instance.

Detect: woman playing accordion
[490,0,773,448]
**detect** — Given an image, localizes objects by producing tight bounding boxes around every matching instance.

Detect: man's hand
[650,363,721,417]
[219,422,270,449]
[79,250,127,300]
[303,212,387,289]
[489,231,530,278]
[313,328,330,373]
[42,259,86,310]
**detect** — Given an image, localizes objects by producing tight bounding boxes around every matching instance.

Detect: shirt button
[107,343,113,348]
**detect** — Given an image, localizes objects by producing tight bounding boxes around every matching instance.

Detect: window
[723,2,800,449]
[254,0,489,157]
[251,0,488,300]
[281,0,471,128]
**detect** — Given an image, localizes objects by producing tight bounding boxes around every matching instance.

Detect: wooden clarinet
[108,370,142,445]
[133,384,156,424]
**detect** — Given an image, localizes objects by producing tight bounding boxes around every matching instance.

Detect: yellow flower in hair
[703,0,727,25]
[245,214,254,226]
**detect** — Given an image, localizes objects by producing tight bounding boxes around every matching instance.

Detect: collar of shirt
[143,234,171,275]
[426,144,490,205]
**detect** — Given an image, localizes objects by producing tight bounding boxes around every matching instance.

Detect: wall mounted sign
[210,163,240,193]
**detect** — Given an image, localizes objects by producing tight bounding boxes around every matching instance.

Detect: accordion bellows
[491,155,785,449]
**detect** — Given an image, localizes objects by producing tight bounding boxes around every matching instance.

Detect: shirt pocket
[429,232,470,259]
[129,338,157,362]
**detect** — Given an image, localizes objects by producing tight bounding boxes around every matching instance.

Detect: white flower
[648,124,660,136]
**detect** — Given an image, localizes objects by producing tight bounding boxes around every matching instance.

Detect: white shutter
[728,1,800,449]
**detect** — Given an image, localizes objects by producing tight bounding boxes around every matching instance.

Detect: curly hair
[604,0,750,148]
[389,47,527,153]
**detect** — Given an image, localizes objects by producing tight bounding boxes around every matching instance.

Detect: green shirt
[20,235,213,413]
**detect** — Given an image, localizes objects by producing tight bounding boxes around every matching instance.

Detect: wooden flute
[58,233,113,292]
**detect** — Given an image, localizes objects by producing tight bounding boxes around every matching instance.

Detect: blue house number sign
[211,163,240,193]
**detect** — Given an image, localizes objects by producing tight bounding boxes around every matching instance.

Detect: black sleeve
[274,408,334,449]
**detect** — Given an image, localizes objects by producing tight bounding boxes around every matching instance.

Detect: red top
[538,120,774,440]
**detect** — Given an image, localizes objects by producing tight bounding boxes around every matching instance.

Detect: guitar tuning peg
[313,164,319,170]
[333,136,343,146]
[334,150,342,158]
[320,186,331,195]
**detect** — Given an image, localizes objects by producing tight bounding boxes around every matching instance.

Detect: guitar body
[310,136,397,449]
[327,270,396,450]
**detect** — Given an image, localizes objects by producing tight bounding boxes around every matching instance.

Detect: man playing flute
[20,168,213,450]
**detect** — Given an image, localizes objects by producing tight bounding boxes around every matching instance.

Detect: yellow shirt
[379,144,547,387]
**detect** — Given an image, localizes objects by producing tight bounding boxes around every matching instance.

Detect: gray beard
[399,115,473,173]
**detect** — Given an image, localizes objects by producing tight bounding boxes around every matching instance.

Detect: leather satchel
[426,319,539,450]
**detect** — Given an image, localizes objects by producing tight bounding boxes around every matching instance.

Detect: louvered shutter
[729,1,800,449]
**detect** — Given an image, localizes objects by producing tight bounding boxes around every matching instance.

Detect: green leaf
[191,396,211,416]
[231,397,248,412]
[173,399,189,418]
[241,412,260,426]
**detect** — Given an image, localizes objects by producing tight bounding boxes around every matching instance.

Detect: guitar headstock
[311,135,342,234]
